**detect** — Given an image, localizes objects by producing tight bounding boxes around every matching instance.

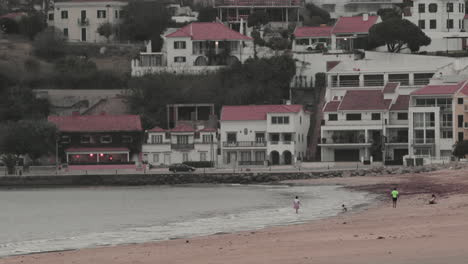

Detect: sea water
[0,184,375,256]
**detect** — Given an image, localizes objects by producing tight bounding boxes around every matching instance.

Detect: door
[81,28,86,42]
[164,153,171,164]
[227,152,237,164]
[334,149,359,162]
[393,149,408,165]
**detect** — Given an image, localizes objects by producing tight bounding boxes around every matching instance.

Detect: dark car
[168,163,196,172]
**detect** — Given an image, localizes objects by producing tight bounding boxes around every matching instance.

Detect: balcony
[77,18,89,26]
[171,144,195,150]
[223,141,267,148]
[386,137,408,144]
[412,138,435,145]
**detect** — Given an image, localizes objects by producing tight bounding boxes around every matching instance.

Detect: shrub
[24,58,40,74]
[33,27,67,60]
[183,161,214,168]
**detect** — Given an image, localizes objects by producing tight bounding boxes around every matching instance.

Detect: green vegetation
[453,140,468,158]
[97,22,114,42]
[33,27,67,59]
[377,8,402,21]
[0,85,49,122]
[303,3,331,26]
[197,6,217,22]
[18,11,45,40]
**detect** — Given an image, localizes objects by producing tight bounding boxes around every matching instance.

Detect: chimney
[72,111,80,116]
[363,13,369,21]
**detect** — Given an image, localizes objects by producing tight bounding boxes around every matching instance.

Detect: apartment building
[48,0,126,43]
[142,125,217,166]
[131,22,253,76]
[313,0,401,19]
[219,104,310,166]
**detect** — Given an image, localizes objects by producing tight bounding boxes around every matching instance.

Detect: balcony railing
[77,18,89,26]
[238,160,264,165]
[223,141,267,147]
[171,143,195,150]
[413,138,435,144]
[330,78,430,88]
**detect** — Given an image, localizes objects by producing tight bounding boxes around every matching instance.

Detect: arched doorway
[270,151,280,165]
[283,151,292,165]
[194,56,208,66]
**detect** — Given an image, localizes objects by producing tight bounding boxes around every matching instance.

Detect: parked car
[306,42,327,51]
[168,163,196,172]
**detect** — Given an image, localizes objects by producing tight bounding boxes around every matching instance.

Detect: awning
[65,147,130,154]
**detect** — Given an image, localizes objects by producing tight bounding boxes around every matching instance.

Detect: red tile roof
[332,15,379,34]
[198,127,217,132]
[48,114,142,132]
[221,105,303,121]
[148,126,166,132]
[166,22,252,41]
[65,147,130,152]
[411,81,466,95]
[323,101,340,112]
[0,12,26,20]
[171,124,196,132]
[338,90,389,111]
[383,82,399,94]
[457,81,468,96]
[294,26,333,38]
[390,95,410,111]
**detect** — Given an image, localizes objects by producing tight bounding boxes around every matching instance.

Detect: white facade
[48,0,126,43]
[142,128,217,166]
[311,0,401,19]
[219,107,310,166]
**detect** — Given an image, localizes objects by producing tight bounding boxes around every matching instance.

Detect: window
[63,28,68,38]
[418,3,425,13]
[447,19,454,29]
[458,98,464,104]
[283,133,292,142]
[81,135,91,143]
[174,56,186,63]
[271,116,289,124]
[255,151,265,161]
[61,10,68,19]
[61,136,70,144]
[115,10,119,18]
[328,114,338,121]
[200,152,207,161]
[151,135,163,144]
[415,148,432,156]
[430,19,437,29]
[418,20,425,29]
[447,3,453,12]
[295,39,310,45]
[101,135,112,143]
[371,113,381,120]
[346,113,361,121]
[97,10,106,18]
[174,41,186,49]
[153,153,159,163]
[428,3,438,12]
[119,10,125,18]
[300,116,302,124]
[459,132,464,142]
[458,115,464,128]
[397,112,408,120]
[442,130,453,138]
[227,132,237,142]
[202,134,213,143]
[48,13,54,20]
[122,135,133,143]
[182,153,188,162]
[177,135,189,144]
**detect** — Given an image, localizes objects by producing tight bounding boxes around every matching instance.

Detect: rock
[377,236,385,239]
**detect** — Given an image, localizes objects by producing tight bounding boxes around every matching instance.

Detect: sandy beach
[2,167,468,264]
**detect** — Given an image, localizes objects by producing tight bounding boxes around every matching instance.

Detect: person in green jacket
[391,188,399,208]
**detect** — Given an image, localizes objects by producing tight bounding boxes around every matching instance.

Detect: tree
[19,12,46,40]
[120,1,171,51]
[368,18,431,52]
[0,86,50,122]
[0,17,19,34]
[33,27,67,59]
[247,11,269,28]
[197,6,217,22]
[304,3,331,26]
[2,120,57,162]
[453,140,468,158]
[1,154,17,175]
[97,22,114,42]
[377,8,402,21]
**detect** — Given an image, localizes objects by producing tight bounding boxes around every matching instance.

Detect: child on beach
[391,188,399,208]
[293,196,301,214]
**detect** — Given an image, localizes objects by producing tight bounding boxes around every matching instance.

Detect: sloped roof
[198,127,217,132]
[412,81,466,95]
[221,105,303,121]
[390,95,410,111]
[148,126,166,132]
[323,101,340,112]
[48,114,142,132]
[165,22,252,41]
[171,124,196,132]
[383,82,399,94]
[338,90,389,111]
[332,15,379,34]
[294,26,333,38]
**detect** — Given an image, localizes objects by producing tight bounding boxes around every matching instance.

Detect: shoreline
[2,168,468,264]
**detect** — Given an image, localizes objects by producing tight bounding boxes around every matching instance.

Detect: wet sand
[2,167,468,264]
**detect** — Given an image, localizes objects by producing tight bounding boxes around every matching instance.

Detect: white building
[48,0,126,43]
[404,0,468,51]
[311,0,402,19]
[131,22,253,76]
[219,104,310,166]
[142,125,217,166]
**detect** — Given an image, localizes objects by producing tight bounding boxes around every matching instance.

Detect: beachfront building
[404,0,468,51]
[292,25,332,52]
[313,0,402,19]
[48,112,143,169]
[142,124,217,166]
[214,0,303,30]
[219,104,310,166]
[320,86,410,164]
[48,0,126,43]
[166,104,216,129]
[131,22,253,76]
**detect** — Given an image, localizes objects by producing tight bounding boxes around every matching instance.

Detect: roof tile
[412,81,466,95]
[294,26,332,38]
[383,82,399,94]
[332,15,379,34]
[390,95,410,111]
[338,90,389,111]
[166,22,252,41]
[48,114,142,132]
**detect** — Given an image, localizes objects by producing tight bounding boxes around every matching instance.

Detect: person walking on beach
[391,188,399,208]
[293,196,301,214]
[429,194,437,204]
